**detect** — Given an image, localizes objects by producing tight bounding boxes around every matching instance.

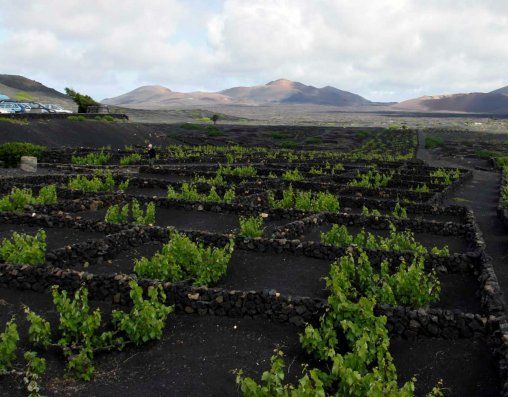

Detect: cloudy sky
[1,0,507,102]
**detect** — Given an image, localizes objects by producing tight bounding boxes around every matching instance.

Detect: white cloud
[1,0,508,101]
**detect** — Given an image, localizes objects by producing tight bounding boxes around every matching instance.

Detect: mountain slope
[102,85,233,108]
[103,79,372,108]
[393,92,508,114]
[0,74,75,108]
[490,85,508,95]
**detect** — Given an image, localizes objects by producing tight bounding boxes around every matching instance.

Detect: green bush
[0,185,57,212]
[105,200,156,225]
[425,136,444,149]
[304,136,322,144]
[239,215,264,238]
[0,230,46,265]
[134,232,234,286]
[282,168,304,181]
[281,140,297,149]
[167,183,235,204]
[67,171,116,192]
[72,150,111,166]
[0,142,46,167]
[120,153,142,165]
[268,185,340,212]
[67,115,87,121]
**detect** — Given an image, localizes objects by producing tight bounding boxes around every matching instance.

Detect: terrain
[0,74,75,109]
[102,79,372,108]
[0,125,506,396]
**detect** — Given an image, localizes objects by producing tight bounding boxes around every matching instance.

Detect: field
[0,125,506,396]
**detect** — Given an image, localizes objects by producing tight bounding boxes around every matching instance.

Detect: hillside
[0,74,75,109]
[102,79,372,108]
[393,92,508,114]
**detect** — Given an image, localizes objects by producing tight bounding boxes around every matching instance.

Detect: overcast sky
[1,0,507,102]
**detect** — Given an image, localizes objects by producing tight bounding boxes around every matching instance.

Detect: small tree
[64,88,99,113]
[211,114,219,125]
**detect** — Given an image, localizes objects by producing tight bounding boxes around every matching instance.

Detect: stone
[20,156,37,172]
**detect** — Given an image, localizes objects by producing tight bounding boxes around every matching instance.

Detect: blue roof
[0,94,10,100]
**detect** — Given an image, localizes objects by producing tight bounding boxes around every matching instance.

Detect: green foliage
[349,169,393,188]
[430,168,460,185]
[239,215,264,238]
[120,153,142,165]
[67,171,116,192]
[268,185,340,212]
[412,183,430,193]
[0,185,57,212]
[14,91,35,101]
[180,122,221,135]
[23,351,46,397]
[304,136,322,144]
[0,230,46,265]
[67,115,86,121]
[281,140,297,149]
[105,199,156,225]
[0,318,19,373]
[112,281,173,345]
[193,173,227,186]
[321,223,449,256]
[0,117,29,125]
[167,183,236,204]
[282,168,304,181]
[134,232,234,286]
[72,150,111,165]
[0,142,46,167]
[65,87,99,113]
[218,164,257,177]
[392,202,408,219]
[25,307,51,348]
[94,115,116,122]
[425,136,443,149]
[361,206,382,217]
[239,249,442,396]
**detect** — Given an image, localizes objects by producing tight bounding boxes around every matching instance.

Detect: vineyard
[0,128,505,396]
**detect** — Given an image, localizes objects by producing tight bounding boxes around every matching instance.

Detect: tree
[211,114,219,125]
[65,88,99,113]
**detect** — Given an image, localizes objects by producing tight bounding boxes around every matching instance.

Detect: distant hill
[102,85,233,108]
[102,79,372,108]
[490,85,508,95]
[393,91,508,114]
[0,74,75,109]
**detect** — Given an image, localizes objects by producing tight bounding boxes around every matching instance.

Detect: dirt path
[417,130,508,302]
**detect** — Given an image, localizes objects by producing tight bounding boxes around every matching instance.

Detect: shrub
[349,169,393,188]
[0,230,46,265]
[412,183,430,193]
[0,142,46,167]
[0,318,19,373]
[112,281,173,345]
[134,232,234,286]
[282,168,304,181]
[67,115,86,121]
[0,185,57,212]
[72,150,111,166]
[218,165,257,177]
[120,153,142,165]
[167,183,235,204]
[304,136,322,144]
[268,186,340,212]
[425,136,444,149]
[239,215,264,238]
[281,140,297,149]
[105,200,156,225]
[67,171,116,192]
[65,87,99,113]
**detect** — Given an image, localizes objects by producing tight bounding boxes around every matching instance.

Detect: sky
[0,0,507,102]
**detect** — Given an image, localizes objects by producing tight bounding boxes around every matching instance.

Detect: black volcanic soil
[0,223,105,251]
[301,224,470,253]
[0,287,307,397]
[73,206,289,235]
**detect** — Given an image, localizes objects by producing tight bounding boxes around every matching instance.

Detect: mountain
[490,85,508,95]
[393,92,508,114]
[102,79,372,108]
[0,74,75,108]
[102,85,233,108]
